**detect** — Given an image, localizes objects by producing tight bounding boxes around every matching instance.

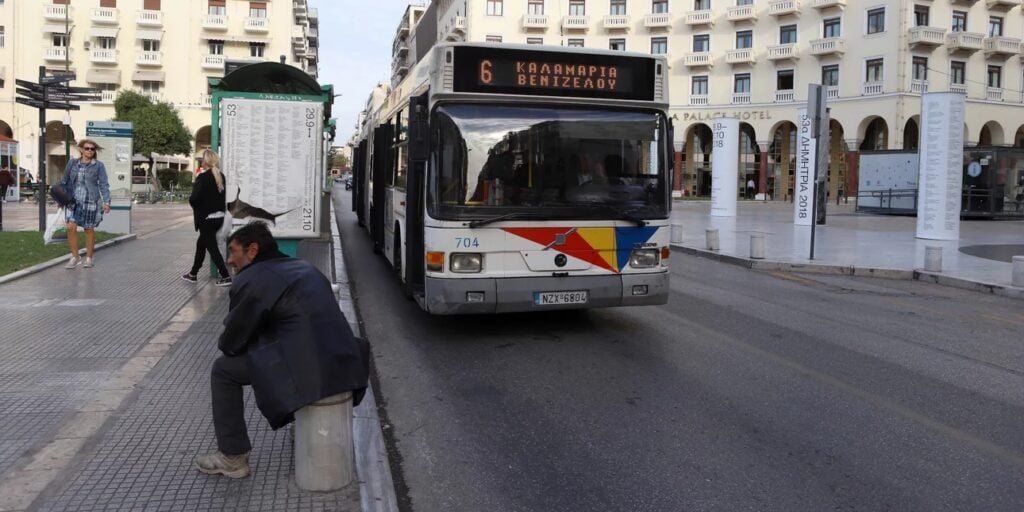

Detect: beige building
[407,0,1024,199]
[0,0,320,184]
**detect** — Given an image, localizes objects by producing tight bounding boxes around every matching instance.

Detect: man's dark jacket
[219,252,369,429]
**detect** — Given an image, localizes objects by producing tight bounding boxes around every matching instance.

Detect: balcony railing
[862,81,884,95]
[603,15,629,30]
[201,95,213,109]
[946,32,984,52]
[950,82,967,94]
[685,10,714,26]
[44,47,69,62]
[523,14,549,29]
[91,49,118,64]
[92,7,118,24]
[452,16,467,34]
[201,54,225,70]
[984,36,1021,56]
[910,80,928,94]
[137,51,162,66]
[203,14,228,30]
[725,48,756,64]
[643,13,671,28]
[811,0,845,8]
[809,38,845,56]
[245,17,270,33]
[732,92,751,104]
[98,91,116,104]
[826,85,839,99]
[689,95,709,106]
[683,52,713,67]
[44,5,70,21]
[775,90,795,102]
[908,26,947,47]
[562,15,589,31]
[768,0,801,17]
[766,43,799,60]
[137,10,163,26]
[727,5,757,22]
[986,87,1003,101]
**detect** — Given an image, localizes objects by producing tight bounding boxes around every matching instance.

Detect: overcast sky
[312,0,422,146]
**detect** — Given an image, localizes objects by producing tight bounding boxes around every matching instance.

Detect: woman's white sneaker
[83,257,94,268]
[64,256,81,269]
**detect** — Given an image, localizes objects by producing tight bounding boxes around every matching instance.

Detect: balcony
[44,47,69,62]
[984,36,1021,56]
[732,92,751,104]
[726,48,756,65]
[689,95,709,106]
[950,83,967,95]
[201,54,225,70]
[203,14,228,30]
[90,49,118,64]
[768,0,801,17]
[727,5,757,22]
[562,15,589,31]
[44,5,71,21]
[683,52,714,68]
[910,80,928,94]
[644,13,671,29]
[986,0,1021,9]
[908,26,946,48]
[92,7,118,24]
[98,91,117,104]
[766,43,799,61]
[201,95,213,109]
[523,14,549,29]
[603,15,629,30]
[137,51,162,66]
[393,41,409,57]
[809,38,845,56]
[775,90,795,103]
[987,87,1003,101]
[305,47,318,59]
[245,17,270,33]
[137,10,163,27]
[862,81,883,95]
[444,16,467,40]
[685,10,714,26]
[811,0,845,9]
[826,85,839,99]
[946,32,984,53]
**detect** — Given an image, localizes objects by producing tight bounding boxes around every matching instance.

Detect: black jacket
[219,252,370,429]
[188,170,226,230]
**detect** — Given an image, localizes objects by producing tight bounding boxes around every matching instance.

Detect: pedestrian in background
[60,139,111,269]
[0,167,13,202]
[182,149,232,286]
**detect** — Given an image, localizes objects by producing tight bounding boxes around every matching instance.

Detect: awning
[132,70,165,82]
[86,68,121,84]
[88,27,119,39]
[42,23,70,34]
[135,29,164,41]
[202,35,271,44]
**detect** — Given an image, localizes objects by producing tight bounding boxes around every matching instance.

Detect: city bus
[351,43,673,314]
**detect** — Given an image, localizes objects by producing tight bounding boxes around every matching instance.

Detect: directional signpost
[15,67,103,230]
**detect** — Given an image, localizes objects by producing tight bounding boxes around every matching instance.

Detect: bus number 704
[455,237,480,249]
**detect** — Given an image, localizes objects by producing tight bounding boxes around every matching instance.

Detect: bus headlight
[450,253,483,273]
[629,249,659,268]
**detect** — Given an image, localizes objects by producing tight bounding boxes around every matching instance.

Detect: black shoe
[215,276,233,287]
[181,273,198,283]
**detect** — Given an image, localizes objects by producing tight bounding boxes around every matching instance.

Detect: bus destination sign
[452,46,656,101]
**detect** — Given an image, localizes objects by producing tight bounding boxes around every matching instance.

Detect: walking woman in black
[183,149,232,286]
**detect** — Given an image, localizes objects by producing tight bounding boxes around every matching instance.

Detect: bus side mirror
[409,94,429,162]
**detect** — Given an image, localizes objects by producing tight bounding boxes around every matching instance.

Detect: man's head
[226,221,278,271]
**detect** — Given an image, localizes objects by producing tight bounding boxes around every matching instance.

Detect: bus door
[404,93,429,296]
[371,123,393,253]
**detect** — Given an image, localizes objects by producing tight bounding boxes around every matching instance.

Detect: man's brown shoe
[194,451,250,478]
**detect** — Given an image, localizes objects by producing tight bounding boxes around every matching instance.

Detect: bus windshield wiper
[578,204,649,226]
[467,212,544,228]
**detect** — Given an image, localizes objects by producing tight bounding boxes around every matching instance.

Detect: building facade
[0,0,320,184]
[416,0,1024,200]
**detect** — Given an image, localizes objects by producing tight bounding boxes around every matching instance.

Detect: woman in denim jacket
[59,139,111,269]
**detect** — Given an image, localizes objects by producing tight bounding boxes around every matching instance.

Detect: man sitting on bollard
[195,221,369,478]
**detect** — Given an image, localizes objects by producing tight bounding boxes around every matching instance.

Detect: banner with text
[711,117,739,217]
[793,108,816,226]
[916,93,965,240]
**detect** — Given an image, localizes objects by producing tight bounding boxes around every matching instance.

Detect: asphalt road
[335,194,1024,512]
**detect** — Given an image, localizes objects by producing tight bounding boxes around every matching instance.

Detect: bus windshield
[430,104,670,221]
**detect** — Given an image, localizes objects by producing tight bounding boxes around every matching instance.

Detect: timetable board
[220,98,323,238]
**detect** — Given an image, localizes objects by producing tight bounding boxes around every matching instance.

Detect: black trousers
[210,355,252,455]
[190,219,229,278]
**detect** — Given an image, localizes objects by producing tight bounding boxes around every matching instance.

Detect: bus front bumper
[422,272,669,315]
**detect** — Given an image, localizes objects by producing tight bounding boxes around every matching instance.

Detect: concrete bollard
[1013,255,1024,287]
[924,246,942,273]
[750,233,766,259]
[670,222,684,244]
[294,392,355,492]
[705,229,719,251]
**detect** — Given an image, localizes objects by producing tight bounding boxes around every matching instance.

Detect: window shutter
[143,0,161,10]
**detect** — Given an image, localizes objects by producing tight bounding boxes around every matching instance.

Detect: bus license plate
[534,291,588,306]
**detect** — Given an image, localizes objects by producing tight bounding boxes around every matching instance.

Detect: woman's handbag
[49,183,72,207]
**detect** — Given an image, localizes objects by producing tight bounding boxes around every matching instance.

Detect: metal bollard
[705,229,719,251]
[924,246,942,273]
[1013,255,1024,287]
[750,233,765,259]
[670,222,684,244]
[294,392,355,491]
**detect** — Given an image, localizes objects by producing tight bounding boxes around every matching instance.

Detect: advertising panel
[793,108,816,226]
[916,93,965,240]
[86,121,133,234]
[710,117,738,217]
[0,139,18,202]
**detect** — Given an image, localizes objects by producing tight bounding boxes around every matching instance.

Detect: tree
[113,91,193,192]
[329,149,350,169]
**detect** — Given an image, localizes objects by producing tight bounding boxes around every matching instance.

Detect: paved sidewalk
[0,201,192,236]
[671,200,1024,297]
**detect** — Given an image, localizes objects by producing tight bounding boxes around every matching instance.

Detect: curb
[0,233,138,286]
[671,244,1024,300]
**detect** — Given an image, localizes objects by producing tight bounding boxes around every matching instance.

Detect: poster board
[219,97,323,238]
[85,121,133,207]
[793,108,816,226]
[710,117,739,217]
[916,93,964,240]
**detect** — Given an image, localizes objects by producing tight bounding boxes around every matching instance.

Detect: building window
[950,61,965,85]
[988,17,1003,37]
[865,58,883,83]
[610,38,626,51]
[52,33,69,47]
[485,35,502,43]
[209,40,224,55]
[913,5,929,27]
[779,25,797,44]
[249,42,265,58]
[822,65,839,87]
[694,0,710,9]
[734,73,751,93]
[486,0,503,16]
[250,2,267,17]
[140,81,160,93]
[823,18,840,38]
[866,8,885,34]
[692,75,708,96]
[652,0,668,13]
[527,37,544,44]
[777,70,794,90]
[737,0,752,4]
[951,11,967,33]
[735,30,752,49]
[693,34,709,52]
[610,0,626,15]
[97,37,117,50]
[142,39,160,52]
[988,65,1002,88]
[100,0,117,7]
[567,38,584,47]
[651,36,667,54]
[569,0,585,16]
[208,0,226,16]
[912,57,927,81]
[528,0,544,15]
[143,0,160,10]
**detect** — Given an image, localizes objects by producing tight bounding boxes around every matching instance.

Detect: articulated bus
[351,43,673,314]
